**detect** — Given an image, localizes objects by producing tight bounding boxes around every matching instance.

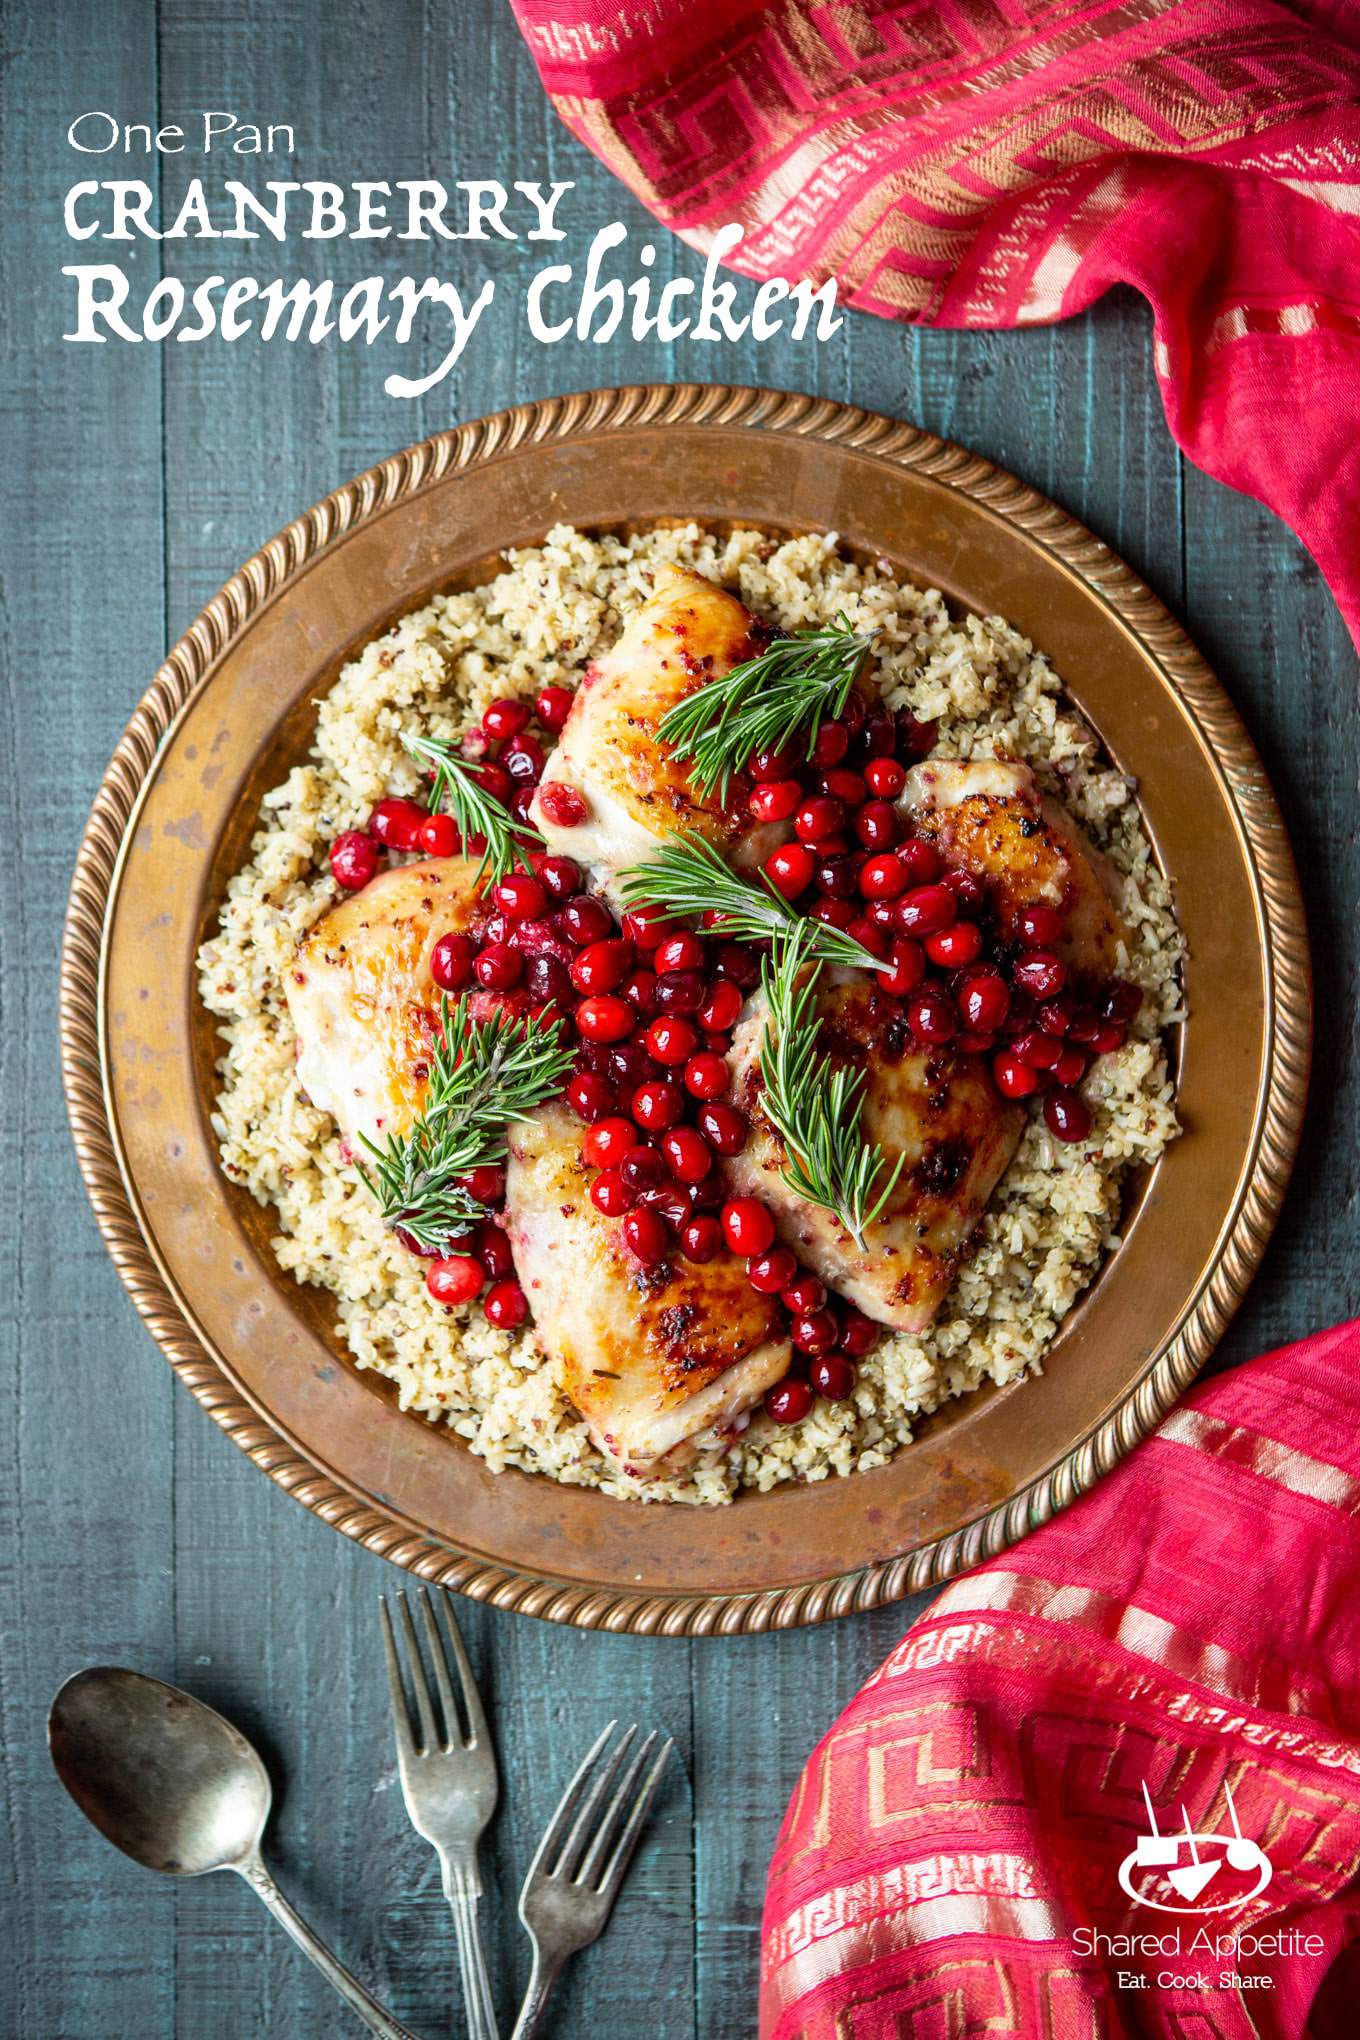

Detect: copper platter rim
[60,383,1312,1634]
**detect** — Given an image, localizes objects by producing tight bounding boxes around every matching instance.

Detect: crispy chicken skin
[284,856,487,1155]
[505,1103,791,1472]
[900,758,1129,976]
[528,565,782,900]
[725,972,1025,1333]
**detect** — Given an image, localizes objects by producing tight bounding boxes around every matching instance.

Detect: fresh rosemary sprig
[403,731,540,883]
[656,611,876,802]
[758,922,905,1248]
[617,832,887,974]
[355,994,574,1254]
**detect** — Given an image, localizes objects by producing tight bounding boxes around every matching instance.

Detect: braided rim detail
[59,385,1311,1634]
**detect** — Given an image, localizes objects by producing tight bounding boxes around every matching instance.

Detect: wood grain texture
[3,2,1356,2038]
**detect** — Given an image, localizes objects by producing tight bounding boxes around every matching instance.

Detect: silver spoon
[49,1666,422,2040]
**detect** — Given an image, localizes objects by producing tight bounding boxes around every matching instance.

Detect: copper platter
[61,385,1311,1634]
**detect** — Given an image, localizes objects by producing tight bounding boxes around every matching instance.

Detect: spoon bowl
[50,1665,270,1877]
[48,1665,420,2039]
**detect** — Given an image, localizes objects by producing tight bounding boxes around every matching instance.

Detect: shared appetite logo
[1117,1778,1273,1915]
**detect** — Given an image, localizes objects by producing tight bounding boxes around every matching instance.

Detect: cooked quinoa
[197,524,1183,1505]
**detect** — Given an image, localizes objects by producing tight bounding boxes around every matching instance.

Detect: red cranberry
[1103,979,1143,1023]
[847,917,890,961]
[567,1070,615,1122]
[493,873,548,921]
[810,1354,857,1400]
[1090,1020,1125,1055]
[684,1051,729,1100]
[475,762,514,804]
[896,711,937,758]
[330,829,380,890]
[462,1164,506,1205]
[503,735,545,784]
[560,895,611,946]
[640,1183,693,1231]
[590,1169,636,1216]
[620,906,671,953]
[840,1308,878,1357]
[880,937,926,998]
[926,921,983,968]
[699,979,743,1032]
[993,1050,1040,1099]
[632,1080,684,1132]
[622,968,657,1013]
[746,1246,797,1295]
[576,995,634,1043]
[1038,993,1075,1036]
[609,1039,655,1087]
[1044,1089,1092,1142]
[748,779,802,825]
[810,897,856,937]
[765,843,816,899]
[960,972,1009,1032]
[721,1199,775,1257]
[483,1279,528,1328]
[1068,1005,1101,1045]
[570,939,633,995]
[790,1309,837,1354]
[897,839,942,885]
[680,1215,722,1263]
[430,930,475,991]
[483,696,531,741]
[820,766,866,808]
[535,683,574,731]
[907,985,956,1044]
[813,855,857,900]
[766,1378,814,1425]
[534,854,581,901]
[537,780,589,829]
[475,945,523,991]
[1013,951,1068,999]
[795,795,845,843]
[662,1126,712,1184]
[810,720,851,768]
[369,797,427,851]
[781,1273,827,1315]
[426,1254,483,1306]
[1054,1045,1090,1087]
[622,1207,668,1265]
[474,1224,514,1280]
[696,1102,747,1156]
[896,884,956,938]
[1017,903,1064,947]
[582,1118,636,1169]
[749,742,799,782]
[864,757,905,799]
[713,943,761,990]
[655,969,705,1015]
[654,932,703,974]
[620,1145,666,1194]
[859,853,908,901]
[1014,1030,1063,1072]
[854,800,898,850]
[856,712,896,761]
[647,1016,699,1066]
[419,813,459,857]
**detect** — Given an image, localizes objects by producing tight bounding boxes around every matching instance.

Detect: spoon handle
[240,1854,422,2040]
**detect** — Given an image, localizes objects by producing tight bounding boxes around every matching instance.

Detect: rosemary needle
[403,731,540,884]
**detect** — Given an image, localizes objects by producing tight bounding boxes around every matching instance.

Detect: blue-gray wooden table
[3,3,1357,2034]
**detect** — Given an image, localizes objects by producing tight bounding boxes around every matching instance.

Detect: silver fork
[511,1721,675,2040]
[380,1589,499,2040]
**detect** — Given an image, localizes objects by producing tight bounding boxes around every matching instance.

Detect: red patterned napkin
[511,0,1360,648]
[759,1319,1360,2037]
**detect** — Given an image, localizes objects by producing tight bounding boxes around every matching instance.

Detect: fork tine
[378,1595,415,1757]
[595,1736,674,1897]
[554,1723,638,1882]
[414,1588,461,1747]
[394,1591,440,1752]
[520,1720,617,1893]
[437,1590,490,1749]
[576,1729,657,1887]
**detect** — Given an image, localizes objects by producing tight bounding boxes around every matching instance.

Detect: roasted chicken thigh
[900,758,1129,976]
[505,1103,791,1471]
[724,970,1025,1333]
[284,855,487,1154]
[529,564,782,901]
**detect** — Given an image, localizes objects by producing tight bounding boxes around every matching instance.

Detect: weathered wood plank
[0,3,174,2037]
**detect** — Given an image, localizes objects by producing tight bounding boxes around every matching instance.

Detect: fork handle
[509,1949,564,2040]
[444,1862,499,2040]
[238,1854,422,2040]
